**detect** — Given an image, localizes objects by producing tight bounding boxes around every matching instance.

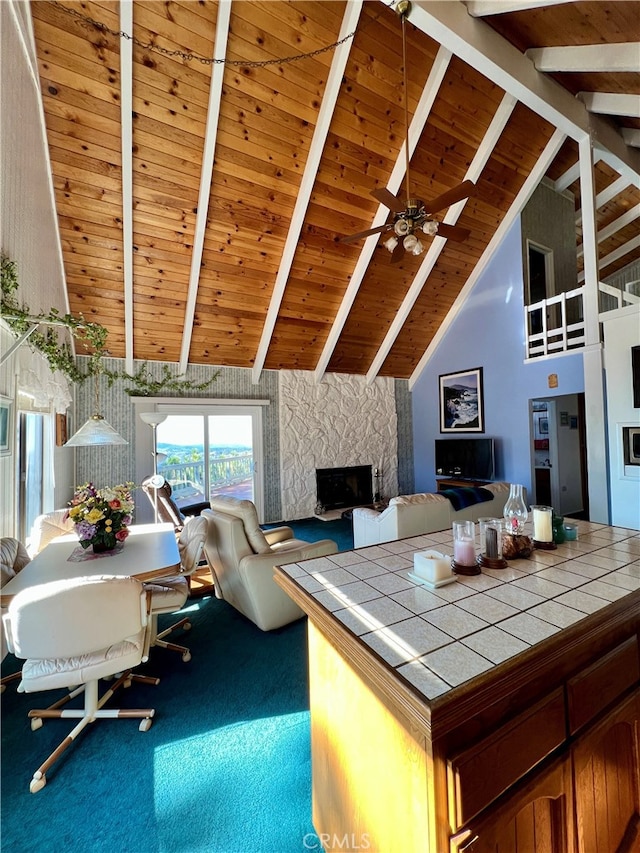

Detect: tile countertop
[277,519,640,702]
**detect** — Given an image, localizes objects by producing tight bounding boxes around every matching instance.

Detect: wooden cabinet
[573,689,640,853]
[450,755,574,853]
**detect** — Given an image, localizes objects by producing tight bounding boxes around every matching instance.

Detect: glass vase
[503,484,528,534]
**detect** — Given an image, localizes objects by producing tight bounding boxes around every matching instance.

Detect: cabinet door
[450,755,573,853]
[573,689,640,853]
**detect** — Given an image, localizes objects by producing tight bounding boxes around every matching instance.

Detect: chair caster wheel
[139,718,153,732]
[123,677,132,689]
[184,621,192,632]
[31,717,43,731]
[182,651,191,663]
[30,775,46,793]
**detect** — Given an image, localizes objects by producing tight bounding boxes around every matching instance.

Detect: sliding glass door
[155,405,264,520]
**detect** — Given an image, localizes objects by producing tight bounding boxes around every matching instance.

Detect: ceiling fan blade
[437,222,471,242]
[340,224,388,244]
[370,187,404,212]
[425,180,476,215]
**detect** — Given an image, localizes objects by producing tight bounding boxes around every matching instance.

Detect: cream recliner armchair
[202,496,337,631]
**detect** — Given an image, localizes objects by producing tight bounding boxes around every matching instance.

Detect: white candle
[414,551,451,582]
[533,507,552,542]
[454,538,476,566]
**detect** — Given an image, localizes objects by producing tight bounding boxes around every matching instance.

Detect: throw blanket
[440,486,494,512]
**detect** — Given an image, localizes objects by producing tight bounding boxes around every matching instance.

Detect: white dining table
[0,523,181,607]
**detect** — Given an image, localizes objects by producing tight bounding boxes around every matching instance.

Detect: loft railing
[525,278,639,360]
[525,286,586,359]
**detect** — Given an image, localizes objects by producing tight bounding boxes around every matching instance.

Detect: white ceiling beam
[465,0,573,15]
[120,0,134,374]
[251,0,364,384]
[578,137,600,346]
[623,128,640,148]
[178,0,232,375]
[313,45,453,384]
[553,153,600,194]
[527,43,640,73]
[409,128,567,390]
[409,1,640,179]
[578,234,640,283]
[577,204,640,259]
[576,174,632,229]
[579,92,640,119]
[366,93,517,384]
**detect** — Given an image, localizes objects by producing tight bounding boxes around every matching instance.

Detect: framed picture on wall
[439,367,485,433]
[0,396,12,455]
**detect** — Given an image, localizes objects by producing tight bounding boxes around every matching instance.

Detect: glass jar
[452,520,480,575]
[503,484,528,534]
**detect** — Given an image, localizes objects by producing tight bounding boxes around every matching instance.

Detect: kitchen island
[275,519,640,853]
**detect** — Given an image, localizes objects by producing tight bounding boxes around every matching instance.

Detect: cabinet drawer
[447,688,566,828]
[567,636,640,736]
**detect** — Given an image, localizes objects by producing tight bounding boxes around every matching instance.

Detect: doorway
[155,404,265,521]
[530,393,588,518]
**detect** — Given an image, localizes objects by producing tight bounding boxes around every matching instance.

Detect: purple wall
[412,219,585,495]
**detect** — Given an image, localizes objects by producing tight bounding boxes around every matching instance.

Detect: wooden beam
[178,0,232,375]
[622,128,640,148]
[313,45,453,384]
[554,153,601,193]
[251,0,364,384]
[576,174,632,229]
[120,0,134,373]
[409,128,567,389]
[527,44,640,73]
[367,93,517,384]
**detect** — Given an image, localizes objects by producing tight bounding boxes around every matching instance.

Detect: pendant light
[65,369,128,447]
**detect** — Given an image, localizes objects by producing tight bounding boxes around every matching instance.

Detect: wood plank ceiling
[28,0,640,383]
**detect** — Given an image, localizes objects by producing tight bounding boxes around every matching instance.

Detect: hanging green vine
[1,253,217,396]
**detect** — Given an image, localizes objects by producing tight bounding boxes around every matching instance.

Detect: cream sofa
[352,482,511,548]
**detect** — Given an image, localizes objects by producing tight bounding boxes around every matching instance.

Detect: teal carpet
[1,516,354,852]
[1,596,316,853]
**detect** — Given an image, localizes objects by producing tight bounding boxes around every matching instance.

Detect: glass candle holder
[452,520,480,575]
[532,505,556,549]
[479,518,508,568]
[503,483,528,534]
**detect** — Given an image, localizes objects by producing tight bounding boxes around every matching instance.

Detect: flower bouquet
[67,482,135,552]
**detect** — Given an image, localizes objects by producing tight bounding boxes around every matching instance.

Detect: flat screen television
[435,438,495,481]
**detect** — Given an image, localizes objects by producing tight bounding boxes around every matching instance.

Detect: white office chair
[2,574,156,793]
[145,515,208,663]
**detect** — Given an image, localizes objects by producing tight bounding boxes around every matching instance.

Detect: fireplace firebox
[315,465,373,513]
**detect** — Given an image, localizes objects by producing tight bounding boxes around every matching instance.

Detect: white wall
[603,306,640,530]
[1,2,75,536]
[279,371,398,520]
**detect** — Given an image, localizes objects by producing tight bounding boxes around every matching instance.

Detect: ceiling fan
[341,0,475,260]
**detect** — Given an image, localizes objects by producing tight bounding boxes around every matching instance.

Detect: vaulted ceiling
[28,0,640,384]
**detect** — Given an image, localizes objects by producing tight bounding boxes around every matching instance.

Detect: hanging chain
[50,0,361,68]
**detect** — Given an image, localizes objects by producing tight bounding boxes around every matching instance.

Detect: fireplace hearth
[315,465,373,513]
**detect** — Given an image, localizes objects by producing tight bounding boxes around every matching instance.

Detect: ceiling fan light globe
[394,218,411,237]
[411,238,424,256]
[403,234,418,251]
[422,220,439,236]
[383,235,398,253]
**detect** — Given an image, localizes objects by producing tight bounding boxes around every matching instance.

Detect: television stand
[436,477,489,491]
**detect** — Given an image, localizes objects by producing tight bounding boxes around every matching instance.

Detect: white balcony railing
[525,278,639,360]
[525,286,586,359]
